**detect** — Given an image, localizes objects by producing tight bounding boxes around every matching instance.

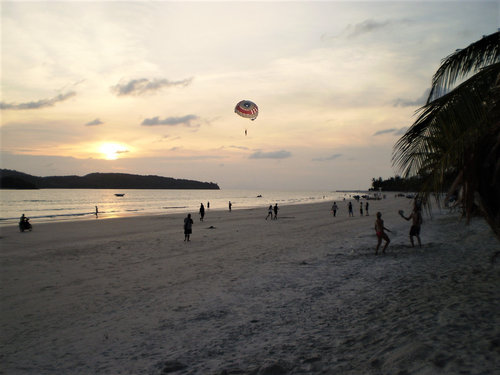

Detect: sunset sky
[1,0,498,190]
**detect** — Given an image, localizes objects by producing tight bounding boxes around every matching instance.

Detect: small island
[0,169,220,190]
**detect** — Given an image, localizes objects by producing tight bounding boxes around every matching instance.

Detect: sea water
[0,189,363,226]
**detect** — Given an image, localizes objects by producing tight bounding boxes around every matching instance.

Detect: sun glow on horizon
[98,143,129,160]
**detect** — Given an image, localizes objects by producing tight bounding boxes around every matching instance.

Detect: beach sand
[1,197,499,374]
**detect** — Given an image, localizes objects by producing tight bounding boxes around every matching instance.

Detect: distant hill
[0,169,220,190]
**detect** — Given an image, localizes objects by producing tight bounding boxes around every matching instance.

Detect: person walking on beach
[375,212,391,255]
[184,214,194,241]
[273,203,279,220]
[266,205,273,220]
[348,202,354,217]
[365,201,369,216]
[399,206,423,247]
[207,201,210,209]
[331,202,338,217]
[228,201,232,212]
[95,206,99,218]
[199,203,205,222]
[360,202,364,216]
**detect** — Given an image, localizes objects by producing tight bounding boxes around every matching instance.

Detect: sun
[99,143,129,160]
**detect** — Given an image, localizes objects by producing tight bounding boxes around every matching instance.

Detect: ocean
[0,189,364,226]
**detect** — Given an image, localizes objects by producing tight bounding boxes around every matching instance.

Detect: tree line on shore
[370,176,425,192]
[0,169,220,190]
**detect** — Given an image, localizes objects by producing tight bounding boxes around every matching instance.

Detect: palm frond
[393,63,499,179]
[428,31,500,102]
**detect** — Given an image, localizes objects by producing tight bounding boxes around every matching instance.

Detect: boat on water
[114,193,125,197]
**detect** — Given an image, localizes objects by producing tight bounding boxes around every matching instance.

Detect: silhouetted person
[273,203,279,220]
[95,206,99,218]
[375,212,391,255]
[365,201,369,216]
[348,202,354,217]
[207,201,210,209]
[331,202,338,217]
[184,214,193,241]
[360,202,364,216]
[19,214,32,232]
[400,206,423,247]
[266,205,273,220]
[199,203,205,221]
[228,201,232,212]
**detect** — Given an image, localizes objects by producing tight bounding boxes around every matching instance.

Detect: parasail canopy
[234,100,258,121]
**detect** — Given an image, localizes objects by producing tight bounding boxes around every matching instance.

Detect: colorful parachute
[234,100,258,121]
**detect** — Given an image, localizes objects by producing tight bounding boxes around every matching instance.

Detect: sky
[1,0,498,190]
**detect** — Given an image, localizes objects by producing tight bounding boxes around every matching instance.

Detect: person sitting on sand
[399,206,423,247]
[184,214,193,242]
[375,212,391,255]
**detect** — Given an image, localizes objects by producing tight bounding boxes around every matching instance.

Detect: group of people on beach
[184,198,423,253]
[265,204,279,220]
[335,201,369,217]
[184,202,281,241]
[374,200,423,255]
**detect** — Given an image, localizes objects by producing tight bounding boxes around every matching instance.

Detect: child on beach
[184,214,193,242]
[375,212,391,255]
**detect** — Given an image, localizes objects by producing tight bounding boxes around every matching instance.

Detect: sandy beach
[1,197,499,375]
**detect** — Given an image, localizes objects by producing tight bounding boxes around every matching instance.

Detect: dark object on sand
[19,218,32,232]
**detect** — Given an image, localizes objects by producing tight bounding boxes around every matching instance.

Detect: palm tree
[392,31,500,238]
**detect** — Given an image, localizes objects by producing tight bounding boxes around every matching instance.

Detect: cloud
[220,145,250,151]
[0,91,76,110]
[393,88,430,107]
[373,128,397,136]
[249,150,292,159]
[85,118,103,126]
[373,127,408,136]
[141,115,199,127]
[345,19,392,38]
[111,77,193,96]
[312,153,342,162]
[156,135,181,142]
[395,127,408,135]
[322,18,413,41]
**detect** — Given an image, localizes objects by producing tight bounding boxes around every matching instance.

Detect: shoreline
[0,194,374,229]
[1,188,359,227]
[1,197,499,374]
